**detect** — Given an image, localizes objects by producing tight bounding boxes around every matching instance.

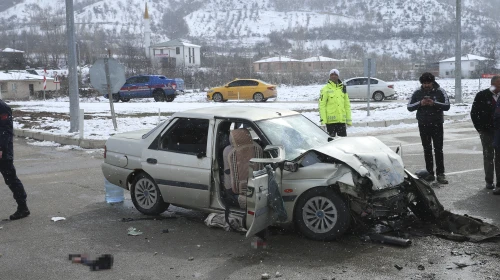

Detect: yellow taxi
[207,79,277,102]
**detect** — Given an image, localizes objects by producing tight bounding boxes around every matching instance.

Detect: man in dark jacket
[471,75,500,192]
[0,99,30,220]
[407,72,450,184]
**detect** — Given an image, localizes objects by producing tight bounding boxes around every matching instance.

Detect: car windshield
[256,115,330,160]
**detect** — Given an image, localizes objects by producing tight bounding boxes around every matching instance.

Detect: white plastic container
[104,178,124,204]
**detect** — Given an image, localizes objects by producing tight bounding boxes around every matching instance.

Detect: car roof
[345,77,385,82]
[173,106,300,121]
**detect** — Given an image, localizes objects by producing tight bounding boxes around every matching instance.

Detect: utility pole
[455,0,462,103]
[65,0,80,132]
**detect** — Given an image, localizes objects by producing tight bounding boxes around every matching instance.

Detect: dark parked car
[105,75,184,102]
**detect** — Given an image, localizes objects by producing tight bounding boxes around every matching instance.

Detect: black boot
[10,201,30,220]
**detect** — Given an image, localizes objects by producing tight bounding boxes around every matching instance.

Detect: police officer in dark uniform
[0,99,30,220]
[407,72,451,184]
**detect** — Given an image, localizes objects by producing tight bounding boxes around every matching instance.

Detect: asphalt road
[0,120,498,280]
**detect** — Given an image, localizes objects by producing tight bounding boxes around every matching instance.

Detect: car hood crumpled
[311,136,405,190]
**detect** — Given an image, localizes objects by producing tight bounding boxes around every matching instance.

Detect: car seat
[223,128,263,209]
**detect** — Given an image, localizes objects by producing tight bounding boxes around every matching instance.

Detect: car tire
[120,98,130,102]
[373,91,384,102]
[153,89,165,102]
[212,92,223,102]
[165,95,175,102]
[294,187,351,241]
[131,173,169,216]
[112,94,120,103]
[253,92,264,102]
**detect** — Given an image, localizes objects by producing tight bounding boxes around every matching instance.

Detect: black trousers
[326,123,347,137]
[418,121,444,175]
[479,130,500,185]
[0,160,27,203]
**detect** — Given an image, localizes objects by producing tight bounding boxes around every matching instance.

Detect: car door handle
[147,158,157,164]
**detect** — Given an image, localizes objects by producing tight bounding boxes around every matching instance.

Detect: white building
[149,39,201,68]
[439,54,492,78]
[0,71,56,100]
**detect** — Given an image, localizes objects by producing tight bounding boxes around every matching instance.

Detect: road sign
[364,59,377,77]
[53,74,60,83]
[89,58,125,94]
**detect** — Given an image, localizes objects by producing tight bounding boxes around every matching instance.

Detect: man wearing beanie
[407,72,450,184]
[319,69,352,137]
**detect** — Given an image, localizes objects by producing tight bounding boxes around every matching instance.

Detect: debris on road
[162,229,169,233]
[275,271,282,278]
[261,273,270,279]
[51,217,66,222]
[366,234,412,247]
[453,262,476,269]
[69,254,114,271]
[204,213,246,232]
[188,257,194,261]
[394,265,403,270]
[418,264,425,270]
[127,227,143,236]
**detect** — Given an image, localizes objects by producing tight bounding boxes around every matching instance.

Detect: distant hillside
[1,0,500,60]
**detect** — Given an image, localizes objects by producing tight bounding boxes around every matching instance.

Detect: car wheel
[120,98,130,102]
[212,92,223,102]
[165,95,175,102]
[112,94,120,103]
[373,91,384,102]
[153,90,165,102]
[253,92,264,102]
[294,187,351,241]
[131,173,169,215]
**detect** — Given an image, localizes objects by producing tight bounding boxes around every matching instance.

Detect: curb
[14,114,469,149]
[14,128,106,149]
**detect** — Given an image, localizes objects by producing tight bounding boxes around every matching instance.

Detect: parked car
[104,75,184,102]
[344,77,395,101]
[102,106,440,241]
[207,79,277,102]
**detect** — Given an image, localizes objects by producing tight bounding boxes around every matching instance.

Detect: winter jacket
[407,82,450,123]
[0,99,14,161]
[319,80,352,125]
[471,89,497,132]
[493,99,500,148]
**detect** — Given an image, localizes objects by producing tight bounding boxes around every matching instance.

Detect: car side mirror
[283,161,299,172]
[328,137,334,142]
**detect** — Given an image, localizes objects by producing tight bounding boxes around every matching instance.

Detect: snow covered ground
[10,79,478,141]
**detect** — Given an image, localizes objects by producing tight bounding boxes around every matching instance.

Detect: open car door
[245,146,285,238]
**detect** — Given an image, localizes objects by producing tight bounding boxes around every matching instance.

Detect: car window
[370,79,378,84]
[345,79,355,86]
[228,80,242,87]
[244,80,258,86]
[126,77,139,84]
[137,76,150,83]
[159,118,209,155]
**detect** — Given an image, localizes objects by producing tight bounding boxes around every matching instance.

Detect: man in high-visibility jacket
[319,69,352,137]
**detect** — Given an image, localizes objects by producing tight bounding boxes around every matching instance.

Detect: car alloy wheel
[120,98,130,102]
[294,188,350,241]
[212,93,223,102]
[373,91,384,102]
[131,173,169,215]
[253,92,264,102]
[302,196,338,234]
[153,90,165,102]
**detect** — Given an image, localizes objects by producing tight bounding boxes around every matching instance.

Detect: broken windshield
[256,115,330,160]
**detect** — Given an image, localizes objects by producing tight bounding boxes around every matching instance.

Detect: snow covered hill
[1,0,499,58]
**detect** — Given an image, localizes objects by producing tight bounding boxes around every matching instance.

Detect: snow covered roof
[301,56,343,62]
[440,54,492,63]
[0,71,53,81]
[151,39,200,48]
[254,56,301,63]
[1,48,24,53]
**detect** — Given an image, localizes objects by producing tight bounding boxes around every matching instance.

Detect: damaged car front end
[281,136,444,241]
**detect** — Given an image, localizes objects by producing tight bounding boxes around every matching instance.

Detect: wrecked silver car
[102,106,498,241]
